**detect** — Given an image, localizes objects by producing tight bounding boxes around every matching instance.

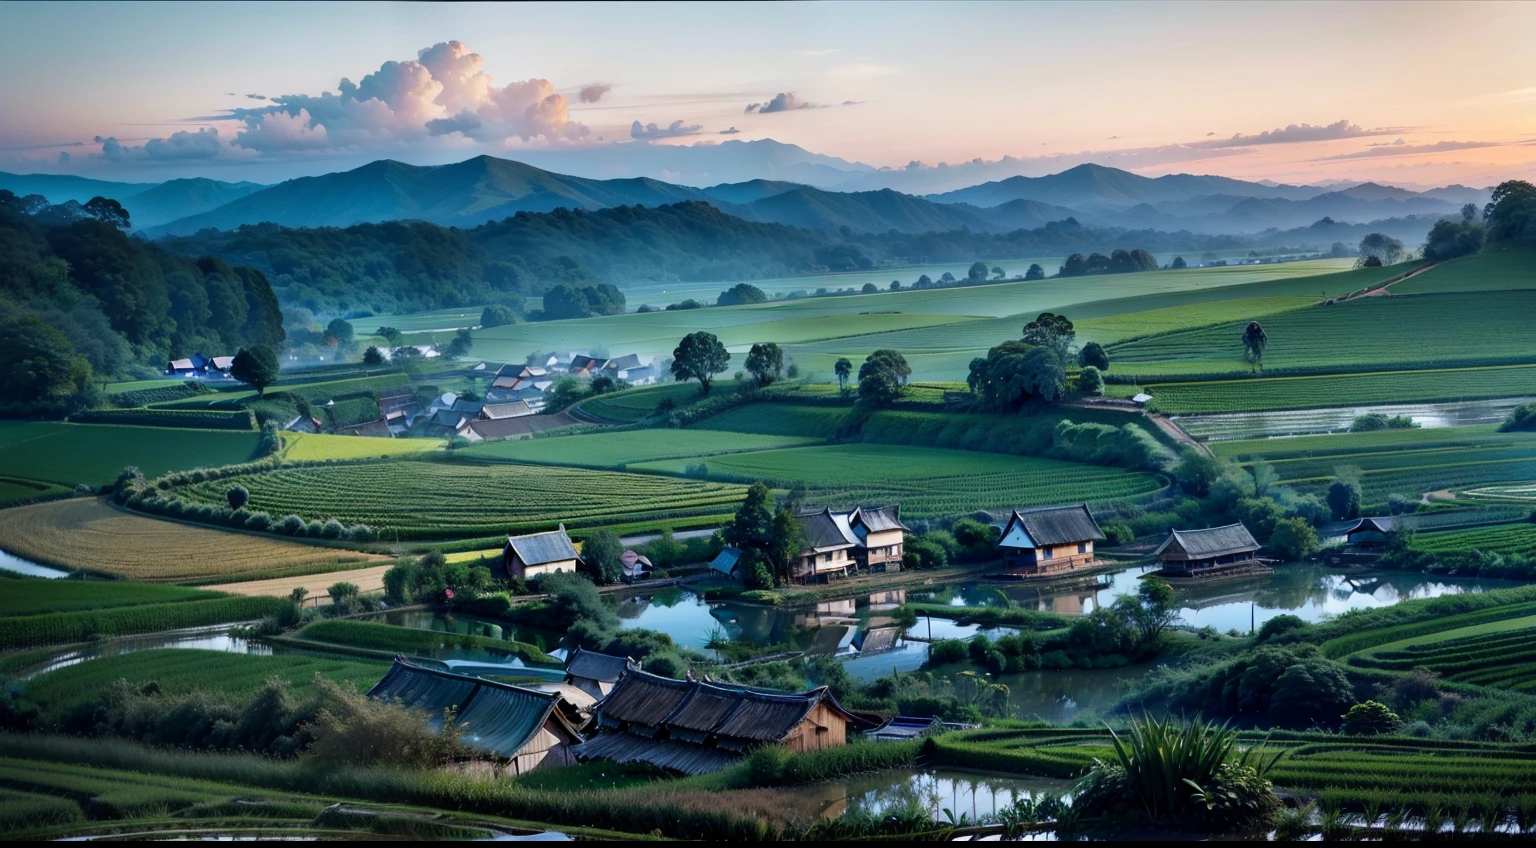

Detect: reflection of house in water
[854,625,903,656]
[795,598,858,628]
[810,624,858,657]
[867,588,907,610]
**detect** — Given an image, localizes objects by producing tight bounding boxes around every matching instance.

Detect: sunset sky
[3,0,1533,187]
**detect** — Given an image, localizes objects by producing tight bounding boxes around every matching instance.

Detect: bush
[926,640,968,667]
[1500,402,1536,433]
[1341,700,1403,736]
[744,744,791,784]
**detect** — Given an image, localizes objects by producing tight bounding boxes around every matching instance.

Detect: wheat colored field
[0,499,387,584]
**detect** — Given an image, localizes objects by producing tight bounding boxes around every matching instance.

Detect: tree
[861,282,878,294]
[1079,341,1110,371]
[82,196,130,229]
[991,266,1005,279]
[1268,659,1355,728]
[541,283,626,320]
[966,341,1065,410]
[915,274,933,289]
[1241,321,1268,370]
[670,331,730,395]
[362,345,386,366]
[480,304,518,328]
[325,318,354,348]
[1021,312,1075,356]
[445,328,474,359]
[230,345,279,396]
[939,272,956,284]
[834,357,853,393]
[376,326,404,347]
[766,506,807,585]
[889,280,901,291]
[0,315,93,416]
[857,349,911,405]
[1422,215,1484,261]
[743,342,784,386]
[717,283,767,307]
[1113,577,1179,645]
[1172,446,1224,496]
[1171,256,1187,269]
[1327,478,1362,521]
[1356,232,1405,267]
[968,261,989,281]
[1341,700,1402,736]
[1024,264,1045,281]
[1461,202,1479,224]
[723,482,776,552]
[226,485,249,510]
[1077,365,1104,395]
[1485,180,1536,245]
[1269,517,1319,561]
[581,529,625,585]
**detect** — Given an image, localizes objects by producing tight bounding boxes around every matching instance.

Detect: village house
[478,400,535,420]
[997,504,1106,576]
[708,547,744,581]
[334,418,393,438]
[570,669,876,775]
[1343,517,1394,550]
[1151,522,1267,578]
[567,354,608,377]
[500,525,583,581]
[165,352,234,378]
[847,505,908,572]
[457,415,555,443]
[601,354,659,386]
[367,658,587,777]
[282,415,322,434]
[792,508,860,582]
[563,647,637,700]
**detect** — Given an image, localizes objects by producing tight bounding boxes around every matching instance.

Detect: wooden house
[997,504,1105,575]
[848,505,909,572]
[568,354,609,377]
[367,658,586,777]
[571,669,876,775]
[1344,517,1394,550]
[1152,523,1266,578]
[792,508,860,582]
[502,526,583,581]
[563,647,637,700]
[602,354,658,386]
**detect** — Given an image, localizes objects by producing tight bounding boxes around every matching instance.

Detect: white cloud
[746,92,814,113]
[1189,119,1402,149]
[631,119,704,140]
[93,127,226,161]
[235,110,329,151]
[1315,140,1506,161]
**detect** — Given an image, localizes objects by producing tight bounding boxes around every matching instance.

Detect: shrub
[277,515,306,536]
[1341,700,1403,736]
[244,512,272,531]
[744,744,791,784]
[926,640,968,667]
[226,486,249,510]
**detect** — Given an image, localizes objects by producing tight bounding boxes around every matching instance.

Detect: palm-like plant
[1104,713,1280,821]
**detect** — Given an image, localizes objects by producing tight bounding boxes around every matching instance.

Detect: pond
[1174,396,1534,440]
[23,624,272,679]
[784,767,1073,822]
[0,548,71,579]
[363,610,568,679]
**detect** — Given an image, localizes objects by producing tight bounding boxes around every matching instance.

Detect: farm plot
[459,428,820,469]
[1108,292,1536,377]
[578,381,723,423]
[171,459,748,539]
[1141,364,1536,414]
[280,432,445,461]
[1176,397,1534,440]
[689,403,849,438]
[149,372,412,410]
[0,477,69,508]
[0,422,261,489]
[1462,483,1536,504]
[0,578,206,617]
[0,499,385,583]
[1348,615,1536,691]
[1074,296,1316,346]
[1391,248,1536,295]
[1413,523,1536,557]
[630,444,1166,518]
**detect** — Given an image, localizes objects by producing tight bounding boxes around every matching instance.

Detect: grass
[687,403,850,437]
[1110,291,1536,378]
[0,595,286,649]
[294,619,558,665]
[0,422,261,489]
[279,431,445,461]
[459,428,821,469]
[578,382,710,422]
[631,443,1167,518]
[170,458,748,540]
[1142,364,1536,414]
[0,578,208,617]
[150,372,412,410]
[0,476,71,507]
[1391,248,1536,295]
[1074,296,1317,346]
[0,499,385,584]
[21,648,387,722]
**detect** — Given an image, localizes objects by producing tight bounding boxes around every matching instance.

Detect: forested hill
[0,192,285,415]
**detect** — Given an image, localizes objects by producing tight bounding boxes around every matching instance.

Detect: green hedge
[0,596,286,649]
[294,619,557,666]
[71,408,256,431]
[109,383,209,408]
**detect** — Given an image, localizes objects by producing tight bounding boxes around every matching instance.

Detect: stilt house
[1152,522,1264,577]
[997,504,1105,575]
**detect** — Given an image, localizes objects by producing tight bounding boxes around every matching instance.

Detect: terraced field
[631,444,1166,517]
[1109,291,1536,377]
[0,499,385,583]
[1463,482,1536,503]
[280,432,446,461]
[687,403,849,437]
[460,428,820,469]
[1348,614,1536,691]
[1139,364,1536,414]
[578,381,722,423]
[0,422,261,489]
[172,459,747,539]
[1073,296,1316,345]
[1413,523,1536,556]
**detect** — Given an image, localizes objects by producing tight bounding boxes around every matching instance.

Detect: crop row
[459,429,819,469]
[294,620,556,665]
[70,408,257,430]
[1140,364,1536,414]
[0,596,286,649]
[0,578,208,618]
[1213,425,1536,461]
[1414,524,1536,556]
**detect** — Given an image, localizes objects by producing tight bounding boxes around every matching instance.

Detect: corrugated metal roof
[596,669,693,727]
[1005,504,1104,547]
[798,508,859,551]
[565,647,635,684]
[1153,522,1260,558]
[571,730,739,776]
[709,547,742,575]
[366,658,577,757]
[852,504,909,533]
[507,528,580,566]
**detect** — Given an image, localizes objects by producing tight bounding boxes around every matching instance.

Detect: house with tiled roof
[792,508,861,582]
[501,525,583,581]
[997,504,1106,575]
[1152,522,1265,578]
[563,647,637,699]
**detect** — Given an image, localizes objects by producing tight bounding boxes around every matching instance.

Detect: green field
[1392,248,1536,295]
[294,619,556,665]
[171,458,747,539]
[0,476,70,508]
[0,578,208,617]
[1109,291,1536,377]
[150,372,412,410]
[578,381,721,423]
[1413,523,1536,556]
[631,443,1167,517]
[687,403,850,437]
[1215,424,1536,502]
[280,431,445,461]
[1349,614,1536,691]
[460,428,820,468]
[1139,364,1536,414]
[21,648,386,722]
[0,422,261,489]
[0,595,286,650]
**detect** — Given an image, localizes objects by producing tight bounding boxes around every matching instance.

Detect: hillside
[927,163,1322,209]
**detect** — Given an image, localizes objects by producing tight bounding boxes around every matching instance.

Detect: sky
[2,0,1534,188]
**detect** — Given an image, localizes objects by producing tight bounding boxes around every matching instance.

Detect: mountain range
[4,153,1490,241]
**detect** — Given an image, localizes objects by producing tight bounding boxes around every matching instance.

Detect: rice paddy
[1140,364,1536,414]
[0,499,385,583]
[1412,523,1536,557]
[1348,614,1536,691]
[280,431,446,461]
[0,422,261,489]
[460,428,821,468]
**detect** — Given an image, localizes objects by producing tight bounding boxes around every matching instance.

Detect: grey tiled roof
[798,508,859,551]
[853,504,909,533]
[1153,523,1260,558]
[1006,504,1104,546]
[507,528,580,566]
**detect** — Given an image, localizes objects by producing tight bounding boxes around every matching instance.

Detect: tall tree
[723,482,776,551]
[480,304,518,329]
[670,331,730,395]
[743,342,784,386]
[717,283,767,306]
[325,318,354,348]
[230,345,279,396]
[445,328,474,359]
[1079,341,1110,371]
[967,340,1065,410]
[1484,180,1536,244]
[1024,264,1045,281]
[967,261,989,281]
[1241,321,1269,371]
[82,196,130,229]
[834,357,853,393]
[1021,312,1075,357]
[857,349,911,405]
[1356,233,1404,267]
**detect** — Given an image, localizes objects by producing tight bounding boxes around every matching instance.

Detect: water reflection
[786,768,1073,822]
[0,549,71,579]
[24,625,271,678]
[1176,396,1536,440]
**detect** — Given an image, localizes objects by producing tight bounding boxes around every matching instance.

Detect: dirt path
[1339,261,1441,301]
[207,564,396,604]
[1147,413,1211,456]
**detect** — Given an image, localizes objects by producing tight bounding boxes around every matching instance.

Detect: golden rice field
[0,499,386,584]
